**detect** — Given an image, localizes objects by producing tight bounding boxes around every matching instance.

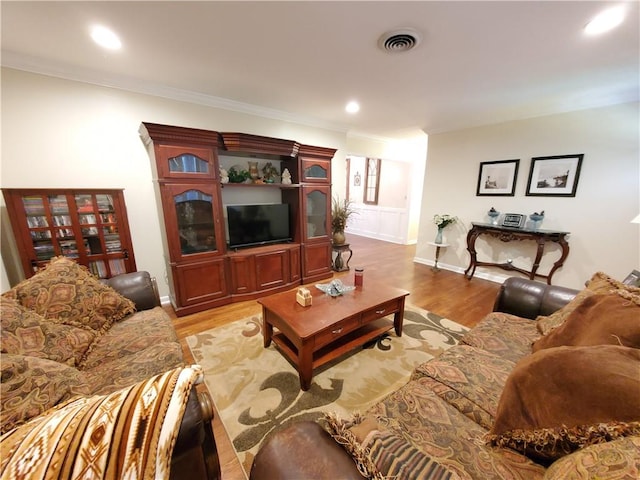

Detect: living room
[1,2,639,479]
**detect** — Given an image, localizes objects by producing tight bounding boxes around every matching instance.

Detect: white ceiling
[2,1,638,139]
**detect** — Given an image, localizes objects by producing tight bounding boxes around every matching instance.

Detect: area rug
[186,305,468,477]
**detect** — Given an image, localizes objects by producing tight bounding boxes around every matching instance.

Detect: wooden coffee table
[258,282,410,390]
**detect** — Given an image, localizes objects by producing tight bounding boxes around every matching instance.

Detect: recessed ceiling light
[345,101,360,114]
[91,25,122,50]
[584,6,626,35]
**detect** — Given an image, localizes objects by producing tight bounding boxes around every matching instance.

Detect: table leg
[393,298,406,336]
[299,342,313,391]
[262,308,273,348]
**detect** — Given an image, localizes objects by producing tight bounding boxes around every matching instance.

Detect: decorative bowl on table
[315,279,355,297]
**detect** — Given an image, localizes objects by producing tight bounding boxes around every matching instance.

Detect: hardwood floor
[168,235,501,480]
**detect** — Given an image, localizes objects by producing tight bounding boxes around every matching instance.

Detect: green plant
[332,197,357,234]
[228,167,249,183]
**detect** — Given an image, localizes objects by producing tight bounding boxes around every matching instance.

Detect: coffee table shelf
[272,317,394,371]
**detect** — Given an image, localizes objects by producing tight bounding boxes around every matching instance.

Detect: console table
[464,222,570,284]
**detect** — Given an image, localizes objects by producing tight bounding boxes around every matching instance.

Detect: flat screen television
[226,204,291,249]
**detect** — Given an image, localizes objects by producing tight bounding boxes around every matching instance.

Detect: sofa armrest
[250,422,363,480]
[171,388,221,480]
[103,271,160,311]
[493,277,579,320]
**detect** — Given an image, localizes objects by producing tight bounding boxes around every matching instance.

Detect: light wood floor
[167,235,501,480]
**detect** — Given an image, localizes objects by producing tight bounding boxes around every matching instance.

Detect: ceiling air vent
[378,28,422,53]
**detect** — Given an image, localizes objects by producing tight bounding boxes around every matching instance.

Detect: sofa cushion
[1,296,95,366]
[460,312,540,363]
[542,435,640,479]
[412,345,516,430]
[0,353,89,434]
[532,292,640,352]
[82,342,184,395]
[4,256,135,335]
[488,345,640,463]
[80,307,179,370]
[0,365,203,480]
[324,412,457,480]
[366,376,546,479]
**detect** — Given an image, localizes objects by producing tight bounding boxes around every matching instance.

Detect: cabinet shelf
[221,183,300,189]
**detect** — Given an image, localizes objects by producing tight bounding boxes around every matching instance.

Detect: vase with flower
[433,214,457,244]
[331,197,357,245]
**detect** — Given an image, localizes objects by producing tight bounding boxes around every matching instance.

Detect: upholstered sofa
[0,257,220,479]
[251,273,640,479]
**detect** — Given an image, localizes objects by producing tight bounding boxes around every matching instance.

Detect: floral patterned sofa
[0,256,220,479]
[250,273,640,479]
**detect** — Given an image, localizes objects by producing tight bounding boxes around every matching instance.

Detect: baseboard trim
[412,256,507,284]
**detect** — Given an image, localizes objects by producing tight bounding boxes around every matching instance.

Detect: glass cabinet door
[158,145,217,180]
[304,186,330,241]
[165,184,222,258]
[74,193,128,277]
[301,159,331,183]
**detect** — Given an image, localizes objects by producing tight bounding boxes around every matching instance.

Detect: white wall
[0,68,367,296]
[415,102,640,290]
[345,134,428,244]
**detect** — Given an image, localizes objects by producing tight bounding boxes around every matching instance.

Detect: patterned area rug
[186,304,468,477]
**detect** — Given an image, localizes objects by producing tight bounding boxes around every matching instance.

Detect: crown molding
[2,51,351,134]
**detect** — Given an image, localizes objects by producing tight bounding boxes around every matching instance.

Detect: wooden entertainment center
[139,123,337,316]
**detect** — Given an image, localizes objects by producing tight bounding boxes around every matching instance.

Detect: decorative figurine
[282,168,292,185]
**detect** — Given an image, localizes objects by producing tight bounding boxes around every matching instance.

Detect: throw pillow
[586,271,640,295]
[1,296,95,366]
[5,256,135,335]
[487,345,640,463]
[532,292,640,352]
[0,365,203,479]
[535,289,595,335]
[534,271,640,336]
[0,353,89,434]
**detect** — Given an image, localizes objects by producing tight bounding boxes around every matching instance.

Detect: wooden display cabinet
[2,188,136,279]
[140,122,336,315]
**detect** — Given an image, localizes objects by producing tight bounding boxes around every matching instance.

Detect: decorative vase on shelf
[333,230,346,245]
[529,213,544,230]
[435,227,444,244]
[488,208,500,225]
[248,161,259,183]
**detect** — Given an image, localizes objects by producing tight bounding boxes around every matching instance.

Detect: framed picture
[526,154,584,197]
[476,159,519,196]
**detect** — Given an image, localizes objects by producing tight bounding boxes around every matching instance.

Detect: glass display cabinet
[2,189,136,279]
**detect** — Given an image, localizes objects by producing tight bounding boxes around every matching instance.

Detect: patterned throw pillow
[1,296,95,366]
[4,257,135,335]
[0,353,89,434]
[0,365,203,479]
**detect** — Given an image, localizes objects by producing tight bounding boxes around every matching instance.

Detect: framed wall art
[476,159,519,196]
[526,154,583,197]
